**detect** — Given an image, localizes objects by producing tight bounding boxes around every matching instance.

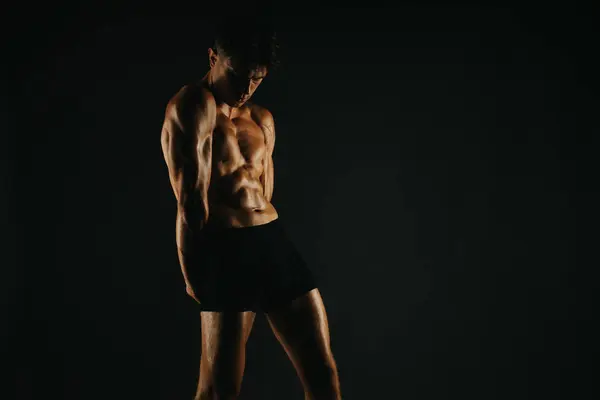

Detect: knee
[196,391,239,400]
[312,354,339,380]
[195,383,241,400]
[305,361,341,399]
[197,360,243,400]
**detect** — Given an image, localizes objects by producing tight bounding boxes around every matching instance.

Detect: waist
[205,202,279,230]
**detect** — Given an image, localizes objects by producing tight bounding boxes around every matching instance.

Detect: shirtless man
[160,18,342,400]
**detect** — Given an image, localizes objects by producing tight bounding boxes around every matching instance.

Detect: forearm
[175,207,207,283]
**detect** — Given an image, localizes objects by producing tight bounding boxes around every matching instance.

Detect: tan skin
[160,46,341,399]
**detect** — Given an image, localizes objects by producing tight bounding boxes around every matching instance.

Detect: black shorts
[187,218,318,312]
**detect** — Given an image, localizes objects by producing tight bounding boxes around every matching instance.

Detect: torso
[165,80,277,229]
[206,101,279,229]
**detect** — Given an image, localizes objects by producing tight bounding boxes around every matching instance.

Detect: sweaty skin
[164,80,278,229]
[207,89,279,228]
[160,46,341,399]
[161,67,277,298]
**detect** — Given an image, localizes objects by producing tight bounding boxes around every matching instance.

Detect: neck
[204,71,240,119]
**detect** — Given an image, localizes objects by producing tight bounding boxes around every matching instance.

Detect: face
[208,48,268,107]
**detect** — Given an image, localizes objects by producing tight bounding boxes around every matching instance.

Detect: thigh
[199,311,256,378]
[265,289,336,377]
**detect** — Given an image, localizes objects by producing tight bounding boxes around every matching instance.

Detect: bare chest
[211,113,266,176]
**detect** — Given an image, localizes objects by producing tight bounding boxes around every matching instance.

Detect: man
[160,16,342,400]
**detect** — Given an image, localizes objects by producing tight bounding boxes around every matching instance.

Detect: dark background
[4,2,597,399]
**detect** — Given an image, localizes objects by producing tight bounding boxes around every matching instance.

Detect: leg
[265,289,341,400]
[195,311,256,400]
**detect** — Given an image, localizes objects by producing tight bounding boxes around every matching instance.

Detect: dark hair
[212,14,280,70]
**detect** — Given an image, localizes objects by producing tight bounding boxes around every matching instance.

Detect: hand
[186,283,201,304]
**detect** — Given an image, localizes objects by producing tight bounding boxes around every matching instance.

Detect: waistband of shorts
[202,217,281,235]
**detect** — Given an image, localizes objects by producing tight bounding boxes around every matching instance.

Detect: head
[208,15,279,107]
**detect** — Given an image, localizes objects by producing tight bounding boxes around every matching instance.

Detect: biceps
[163,130,212,207]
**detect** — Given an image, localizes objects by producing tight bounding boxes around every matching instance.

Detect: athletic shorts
[187,218,318,312]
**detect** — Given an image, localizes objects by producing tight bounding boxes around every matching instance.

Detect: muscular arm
[259,110,276,203]
[160,88,216,297]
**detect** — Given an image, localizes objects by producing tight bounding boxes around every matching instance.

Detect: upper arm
[161,88,216,218]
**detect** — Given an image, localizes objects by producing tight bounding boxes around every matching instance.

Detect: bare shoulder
[248,102,275,128]
[165,82,216,125]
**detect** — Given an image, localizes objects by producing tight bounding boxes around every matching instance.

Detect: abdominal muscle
[206,181,279,229]
[204,104,279,229]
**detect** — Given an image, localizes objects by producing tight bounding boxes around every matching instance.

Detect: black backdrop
[4,2,596,399]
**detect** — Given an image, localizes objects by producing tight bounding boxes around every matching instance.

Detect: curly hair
[211,12,280,70]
